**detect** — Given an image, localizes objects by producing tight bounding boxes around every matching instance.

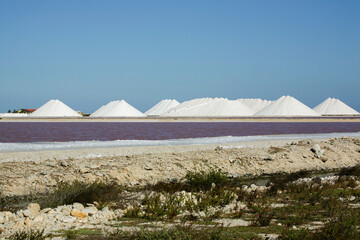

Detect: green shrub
[185,169,228,191]
[39,180,123,209]
[251,204,275,227]
[9,229,46,240]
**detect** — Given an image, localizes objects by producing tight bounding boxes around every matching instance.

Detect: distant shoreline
[1,116,360,122]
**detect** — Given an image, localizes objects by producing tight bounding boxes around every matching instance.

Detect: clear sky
[0,0,359,113]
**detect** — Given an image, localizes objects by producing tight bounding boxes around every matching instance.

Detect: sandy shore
[1,136,360,196]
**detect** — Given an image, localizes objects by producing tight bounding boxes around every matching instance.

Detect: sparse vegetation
[3,169,360,239]
[8,229,46,240]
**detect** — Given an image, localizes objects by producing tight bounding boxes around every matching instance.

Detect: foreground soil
[0,137,359,196]
[1,137,360,239]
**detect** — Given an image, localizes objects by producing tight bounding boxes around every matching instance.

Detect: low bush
[8,229,46,240]
[185,169,228,191]
[39,180,123,209]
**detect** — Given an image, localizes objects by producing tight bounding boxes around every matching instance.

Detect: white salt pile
[91,101,118,117]
[255,96,320,116]
[0,113,28,118]
[90,100,145,117]
[145,99,180,116]
[163,98,255,117]
[238,98,273,113]
[30,99,82,117]
[313,98,359,115]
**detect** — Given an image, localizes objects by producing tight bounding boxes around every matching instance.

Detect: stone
[263,155,273,161]
[45,162,57,167]
[41,208,52,213]
[72,203,84,211]
[71,210,88,218]
[0,214,5,224]
[311,144,325,158]
[144,165,153,170]
[60,160,69,167]
[214,218,249,227]
[62,216,77,223]
[24,217,32,226]
[33,215,44,223]
[25,203,40,219]
[82,207,98,216]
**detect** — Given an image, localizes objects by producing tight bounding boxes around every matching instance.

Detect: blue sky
[0,0,359,113]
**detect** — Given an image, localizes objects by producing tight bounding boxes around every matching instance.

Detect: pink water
[1,122,360,143]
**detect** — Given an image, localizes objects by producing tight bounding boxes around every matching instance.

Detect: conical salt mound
[145,99,180,116]
[255,96,320,116]
[91,101,118,117]
[313,98,359,115]
[163,98,255,116]
[238,98,273,112]
[30,99,82,117]
[91,100,145,117]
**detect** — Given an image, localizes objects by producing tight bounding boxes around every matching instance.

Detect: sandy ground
[1,136,360,196]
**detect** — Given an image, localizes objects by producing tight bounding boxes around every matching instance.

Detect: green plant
[9,229,46,240]
[38,180,123,208]
[251,204,275,227]
[185,169,228,191]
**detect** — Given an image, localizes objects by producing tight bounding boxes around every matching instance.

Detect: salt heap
[0,113,28,118]
[163,98,255,117]
[145,99,180,116]
[255,96,320,116]
[313,98,359,115]
[91,100,145,117]
[238,98,273,112]
[30,99,82,117]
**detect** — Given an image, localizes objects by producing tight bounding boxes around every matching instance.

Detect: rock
[144,165,153,170]
[24,203,40,219]
[71,210,88,218]
[262,155,273,161]
[24,217,32,226]
[215,146,223,151]
[72,203,84,211]
[41,208,52,213]
[60,160,69,167]
[45,162,57,167]
[214,218,249,227]
[33,215,44,223]
[82,207,98,216]
[311,144,325,158]
[0,214,5,224]
[62,216,77,223]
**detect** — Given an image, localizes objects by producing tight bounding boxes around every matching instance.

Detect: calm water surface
[1,122,360,143]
